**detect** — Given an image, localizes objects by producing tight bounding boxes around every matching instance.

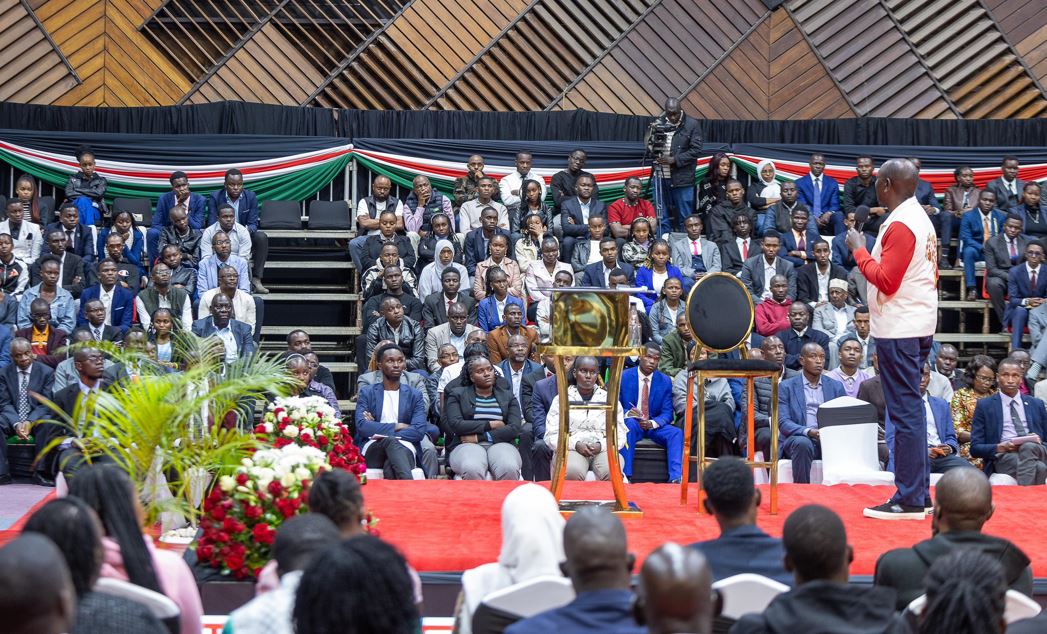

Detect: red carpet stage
[365,480,1047,577]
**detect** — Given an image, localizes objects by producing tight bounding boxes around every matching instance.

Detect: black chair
[260,200,303,230]
[112,197,152,226]
[306,200,351,230]
[679,273,782,514]
[38,196,55,222]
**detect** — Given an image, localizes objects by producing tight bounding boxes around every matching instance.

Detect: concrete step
[265,260,353,270]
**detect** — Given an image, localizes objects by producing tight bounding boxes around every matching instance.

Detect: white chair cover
[482,575,575,618]
[776,459,823,484]
[908,589,1040,624]
[819,422,895,486]
[713,573,789,619]
[95,577,181,620]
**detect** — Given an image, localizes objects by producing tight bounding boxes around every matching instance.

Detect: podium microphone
[853,205,871,234]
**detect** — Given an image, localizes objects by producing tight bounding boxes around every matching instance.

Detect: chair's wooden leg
[680,369,695,504]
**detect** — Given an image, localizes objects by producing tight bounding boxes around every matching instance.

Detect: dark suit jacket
[0,362,54,431]
[739,255,796,302]
[1005,264,1047,322]
[362,234,415,273]
[77,285,135,334]
[520,367,549,427]
[560,197,608,239]
[85,324,123,344]
[443,383,523,454]
[719,237,761,275]
[498,359,542,396]
[190,317,255,358]
[794,173,841,214]
[580,261,635,288]
[795,263,848,305]
[354,382,427,448]
[984,233,1028,284]
[362,291,423,329]
[13,327,66,368]
[154,191,207,230]
[857,375,886,426]
[531,374,559,442]
[45,222,95,261]
[970,392,1047,471]
[831,231,873,271]
[777,327,831,371]
[778,228,822,267]
[985,176,1026,212]
[778,373,846,437]
[689,525,791,586]
[30,252,88,298]
[421,291,477,328]
[209,189,260,233]
[463,227,512,276]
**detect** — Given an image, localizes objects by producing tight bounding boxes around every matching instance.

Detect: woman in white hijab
[746,159,781,211]
[454,483,566,634]
[417,238,470,299]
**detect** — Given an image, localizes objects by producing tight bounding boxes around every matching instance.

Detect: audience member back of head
[913,549,1006,634]
[637,542,715,634]
[0,533,76,634]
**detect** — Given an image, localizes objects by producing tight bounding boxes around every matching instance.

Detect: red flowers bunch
[255,397,365,478]
[195,445,328,579]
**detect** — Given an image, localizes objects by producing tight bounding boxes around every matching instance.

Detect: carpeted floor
[0,484,54,543]
[363,480,1047,577]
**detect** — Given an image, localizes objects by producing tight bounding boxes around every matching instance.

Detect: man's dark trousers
[877,335,932,506]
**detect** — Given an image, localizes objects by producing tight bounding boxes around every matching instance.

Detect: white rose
[294,467,312,480]
[263,422,273,434]
[281,472,297,488]
[290,410,303,421]
[218,476,235,492]
[283,425,299,438]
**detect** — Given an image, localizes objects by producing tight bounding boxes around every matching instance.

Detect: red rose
[243,504,262,520]
[253,424,265,434]
[281,416,290,424]
[252,523,275,545]
[273,407,284,416]
[225,552,245,572]
[211,505,226,521]
[222,517,244,533]
[196,544,214,561]
[236,473,249,485]
[268,480,284,496]
[275,498,298,518]
[216,531,230,543]
[318,435,329,446]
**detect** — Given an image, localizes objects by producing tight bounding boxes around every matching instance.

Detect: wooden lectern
[540,287,642,517]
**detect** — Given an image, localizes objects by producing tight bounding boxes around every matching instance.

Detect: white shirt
[499,170,545,208]
[136,292,193,332]
[762,258,777,299]
[924,396,941,446]
[100,286,115,325]
[651,271,668,295]
[633,370,659,428]
[355,198,404,236]
[736,237,751,260]
[460,199,510,231]
[214,325,238,364]
[201,223,253,261]
[587,240,602,264]
[381,389,400,425]
[816,266,830,302]
[199,288,257,329]
[508,365,525,404]
[1000,392,1026,441]
[832,306,850,336]
[578,198,592,223]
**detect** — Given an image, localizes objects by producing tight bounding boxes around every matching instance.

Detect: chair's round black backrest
[686,273,754,352]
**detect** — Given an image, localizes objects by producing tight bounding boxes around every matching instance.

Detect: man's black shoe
[863,501,926,520]
[32,473,55,487]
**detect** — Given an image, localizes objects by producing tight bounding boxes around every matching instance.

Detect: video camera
[647,119,676,157]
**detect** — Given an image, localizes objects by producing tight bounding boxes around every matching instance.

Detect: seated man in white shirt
[191,294,255,363]
[459,177,510,232]
[199,264,257,332]
[200,203,252,263]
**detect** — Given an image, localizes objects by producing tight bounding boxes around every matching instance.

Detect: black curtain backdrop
[3,101,1047,146]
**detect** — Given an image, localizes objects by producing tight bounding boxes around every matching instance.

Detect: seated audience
[970,357,1047,485]
[365,296,424,372]
[737,336,798,461]
[746,159,781,214]
[53,328,110,391]
[658,312,694,378]
[0,337,54,484]
[545,356,627,481]
[0,533,75,634]
[197,232,250,295]
[18,256,76,334]
[157,206,203,267]
[284,354,329,402]
[47,202,96,261]
[80,299,122,344]
[416,212,464,275]
[569,215,608,273]
[874,468,1030,610]
[100,232,145,294]
[30,229,88,299]
[421,267,477,327]
[191,294,255,363]
[986,155,1025,211]
[754,274,792,337]
[933,342,963,391]
[70,464,203,634]
[739,231,795,303]
[36,347,107,482]
[831,209,874,270]
[607,177,657,239]
[1,199,42,264]
[794,153,843,234]
[15,299,67,367]
[473,233,523,301]
[552,151,591,213]
[670,214,721,284]
[1007,241,1047,349]
[294,535,419,634]
[96,210,146,271]
[636,239,683,312]
[357,339,431,418]
[560,173,606,261]
[985,214,1028,326]
[719,213,760,276]
[150,171,206,263]
[464,207,511,276]
[524,236,571,310]
[460,176,510,231]
[620,343,682,483]
[825,336,872,398]
[731,505,895,633]
[101,328,160,387]
[456,484,564,634]
[23,497,166,633]
[689,457,790,585]
[136,262,193,331]
[362,211,416,275]
[536,269,573,340]
[227,514,340,634]
[620,217,653,269]
[841,155,882,226]
[63,148,107,223]
[445,356,523,480]
[648,277,685,344]
[405,174,453,234]
[707,180,754,245]
[424,302,478,372]
[488,303,539,364]
[778,303,830,370]
[285,329,335,392]
[636,543,715,634]
[672,348,737,458]
[209,168,268,293]
[362,266,423,328]
[477,268,524,332]
[778,208,820,267]
[349,175,404,272]
[526,354,569,482]
[506,507,642,634]
[697,152,730,218]
[200,203,251,266]
[811,279,854,340]
[959,190,1007,299]
[160,244,197,298]
[1013,182,1047,240]
[916,550,1008,634]
[779,343,846,483]
[417,240,467,300]
[147,309,179,367]
[950,354,997,468]
[581,238,635,288]
[0,233,28,299]
[198,265,257,331]
[516,208,549,269]
[764,179,808,236]
[354,343,427,479]
[796,240,847,307]
[915,362,973,474]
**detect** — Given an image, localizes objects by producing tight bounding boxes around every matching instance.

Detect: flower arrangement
[255,396,365,477]
[196,445,330,578]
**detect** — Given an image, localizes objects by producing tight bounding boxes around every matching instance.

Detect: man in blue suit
[150,171,208,264]
[1006,240,1047,351]
[463,207,512,276]
[355,343,428,479]
[559,173,607,262]
[689,457,791,586]
[209,168,268,294]
[778,208,821,267]
[777,303,830,370]
[77,260,134,335]
[831,210,873,270]
[793,153,843,234]
[971,358,1047,485]
[581,238,634,288]
[885,363,971,474]
[958,190,1007,300]
[191,294,255,361]
[619,343,682,483]
[779,342,846,483]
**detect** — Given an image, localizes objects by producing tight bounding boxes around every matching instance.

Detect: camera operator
[646,98,703,235]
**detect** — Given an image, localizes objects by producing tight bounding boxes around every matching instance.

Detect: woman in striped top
[444,356,523,480]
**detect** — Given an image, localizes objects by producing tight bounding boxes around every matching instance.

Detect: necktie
[692,240,700,256]
[447,299,454,315]
[1010,240,1018,262]
[18,371,29,422]
[640,376,650,419]
[1010,399,1028,436]
[798,232,806,251]
[813,177,823,216]
[983,217,991,243]
[65,230,74,247]
[1032,268,1038,290]
[742,239,749,259]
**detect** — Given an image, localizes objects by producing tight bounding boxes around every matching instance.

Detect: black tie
[1010,400,1028,436]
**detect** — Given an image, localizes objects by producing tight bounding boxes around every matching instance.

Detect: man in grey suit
[738,231,796,303]
[985,214,1028,325]
[812,279,856,340]
[736,335,798,460]
[424,302,478,372]
[984,156,1026,211]
[191,294,255,362]
[669,215,721,284]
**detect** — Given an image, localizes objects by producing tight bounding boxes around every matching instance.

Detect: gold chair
[679,273,781,514]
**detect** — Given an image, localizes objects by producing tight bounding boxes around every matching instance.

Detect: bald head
[562,508,633,592]
[934,468,993,533]
[639,543,715,634]
[0,533,75,634]
[876,158,918,206]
